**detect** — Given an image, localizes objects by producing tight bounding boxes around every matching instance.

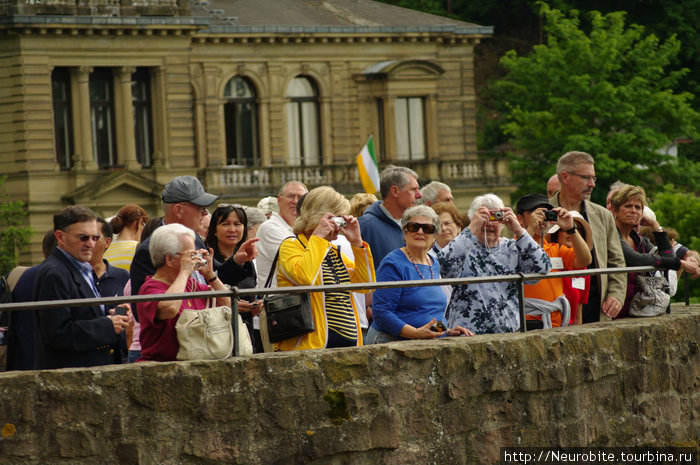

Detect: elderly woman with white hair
[137,223,230,362]
[438,193,551,334]
[276,186,376,351]
[367,205,472,344]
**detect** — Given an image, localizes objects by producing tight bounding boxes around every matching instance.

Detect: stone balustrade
[206,157,511,194]
[0,0,189,16]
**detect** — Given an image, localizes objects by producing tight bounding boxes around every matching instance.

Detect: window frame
[223,75,260,167]
[51,67,75,171]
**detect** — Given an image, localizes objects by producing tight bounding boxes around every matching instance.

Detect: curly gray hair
[401,205,441,235]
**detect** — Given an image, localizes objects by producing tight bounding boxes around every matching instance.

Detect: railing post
[517,272,527,333]
[231,287,240,356]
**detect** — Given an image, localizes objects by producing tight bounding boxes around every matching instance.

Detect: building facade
[0,0,514,263]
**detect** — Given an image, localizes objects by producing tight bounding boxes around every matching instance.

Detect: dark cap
[516,193,553,214]
[161,176,218,206]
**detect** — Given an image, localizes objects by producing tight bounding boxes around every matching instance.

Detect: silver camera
[191,252,208,267]
[332,217,347,229]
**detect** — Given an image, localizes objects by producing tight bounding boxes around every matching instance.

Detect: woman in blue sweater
[366,206,473,344]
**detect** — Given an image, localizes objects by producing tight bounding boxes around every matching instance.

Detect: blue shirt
[58,248,105,314]
[370,248,447,337]
[94,260,130,312]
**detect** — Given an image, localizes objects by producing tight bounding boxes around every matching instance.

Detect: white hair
[149,223,195,269]
[401,205,442,235]
[420,181,451,205]
[467,194,505,220]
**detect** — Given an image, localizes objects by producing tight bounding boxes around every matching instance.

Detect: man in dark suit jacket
[34,206,129,369]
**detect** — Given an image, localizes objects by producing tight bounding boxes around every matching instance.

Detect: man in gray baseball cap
[161,175,218,207]
[130,176,219,303]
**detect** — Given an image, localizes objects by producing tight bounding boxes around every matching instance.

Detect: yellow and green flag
[355,136,380,194]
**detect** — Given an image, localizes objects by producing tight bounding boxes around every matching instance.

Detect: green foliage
[649,186,700,301]
[650,187,700,254]
[491,4,700,203]
[0,177,33,275]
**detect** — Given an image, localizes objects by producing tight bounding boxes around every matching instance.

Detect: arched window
[286,76,321,166]
[223,76,259,166]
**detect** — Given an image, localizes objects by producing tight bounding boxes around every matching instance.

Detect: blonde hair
[293,186,350,236]
[349,193,378,218]
[609,185,647,210]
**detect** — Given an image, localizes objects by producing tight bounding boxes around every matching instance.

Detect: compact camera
[430,321,447,332]
[332,217,347,229]
[543,210,558,222]
[114,305,128,317]
[489,210,504,221]
[191,252,208,267]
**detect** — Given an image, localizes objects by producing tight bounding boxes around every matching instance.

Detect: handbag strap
[264,235,302,288]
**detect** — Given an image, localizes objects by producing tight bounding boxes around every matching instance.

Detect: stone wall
[1,308,698,465]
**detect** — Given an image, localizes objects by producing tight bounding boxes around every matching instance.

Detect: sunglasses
[217,203,244,209]
[404,222,436,234]
[67,233,101,243]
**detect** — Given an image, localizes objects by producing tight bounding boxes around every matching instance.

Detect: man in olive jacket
[549,151,627,323]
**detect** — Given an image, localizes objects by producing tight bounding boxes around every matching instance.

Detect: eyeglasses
[66,233,101,243]
[283,194,303,201]
[567,172,597,182]
[404,222,436,234]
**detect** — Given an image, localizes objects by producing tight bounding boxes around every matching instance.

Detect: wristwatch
[565,225,578,235]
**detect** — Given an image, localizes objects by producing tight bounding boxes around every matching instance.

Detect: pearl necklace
[404,248,434,280]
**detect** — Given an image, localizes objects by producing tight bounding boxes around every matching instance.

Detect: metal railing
[1,265,691,357]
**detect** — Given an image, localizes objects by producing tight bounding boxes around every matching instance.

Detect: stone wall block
[1,310,700,464]
[55,428,103,458]
[183,429,238,462]
[124,364,205,412]
[318,348,372,383]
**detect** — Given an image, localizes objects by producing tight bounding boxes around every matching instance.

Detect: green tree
[491,4,700,204]
[649,187,700,302]
[0,176,33,275]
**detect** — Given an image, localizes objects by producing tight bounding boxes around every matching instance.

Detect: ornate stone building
[0,0,513,263]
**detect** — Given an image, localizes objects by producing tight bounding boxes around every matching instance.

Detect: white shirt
[256,211,294,288]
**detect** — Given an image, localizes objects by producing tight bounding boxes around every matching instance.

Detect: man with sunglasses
[130,176,218,309]
[549,151,627,323]
[34,205,129,369]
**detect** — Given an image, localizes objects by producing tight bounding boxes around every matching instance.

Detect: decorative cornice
[0,14,209,36]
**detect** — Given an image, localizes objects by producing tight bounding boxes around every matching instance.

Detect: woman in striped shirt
[275,186,376,351]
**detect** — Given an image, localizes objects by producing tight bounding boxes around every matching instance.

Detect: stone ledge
[0,308,698,464]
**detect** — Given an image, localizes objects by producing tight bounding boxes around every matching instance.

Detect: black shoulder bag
[263,236,315,343]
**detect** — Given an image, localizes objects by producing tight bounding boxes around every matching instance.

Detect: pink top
[123,280,141,352]
[136,276,209,362]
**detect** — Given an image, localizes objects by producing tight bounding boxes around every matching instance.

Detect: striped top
[103,240,139,272]
[322,249,357,347]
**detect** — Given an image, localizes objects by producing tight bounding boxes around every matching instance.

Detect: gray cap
[256,196,279,214]
[161,176,218,206]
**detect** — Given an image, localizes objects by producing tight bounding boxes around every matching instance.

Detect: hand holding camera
[488,210,505,222]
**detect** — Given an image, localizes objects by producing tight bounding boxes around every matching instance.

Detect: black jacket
[34,249,122,369]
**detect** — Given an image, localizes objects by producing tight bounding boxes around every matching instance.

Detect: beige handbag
[176,302,253,360]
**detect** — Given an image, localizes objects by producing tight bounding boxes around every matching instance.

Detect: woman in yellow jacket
[275,186,376,351]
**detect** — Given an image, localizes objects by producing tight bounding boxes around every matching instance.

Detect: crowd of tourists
[2,150,698,370]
